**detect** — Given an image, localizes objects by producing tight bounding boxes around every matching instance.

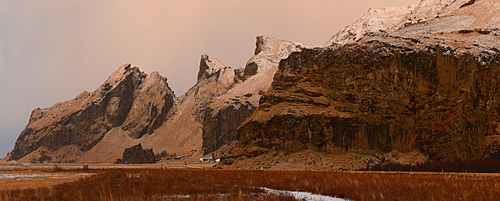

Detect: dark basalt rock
[120,144,156,164]
[238,37,500,161]
[202,102,256,154]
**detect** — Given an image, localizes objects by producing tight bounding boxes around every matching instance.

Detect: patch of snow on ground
[261,187,350,201]
[153,188,350,200]
[0,173,92,180]
[154,193,227,199]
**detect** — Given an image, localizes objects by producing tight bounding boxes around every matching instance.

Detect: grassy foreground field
[1,168,500,200]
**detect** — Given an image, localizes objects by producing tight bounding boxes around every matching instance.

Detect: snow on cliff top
[324,4,416,45]
[398,0,500,34]
[324,0,497,46]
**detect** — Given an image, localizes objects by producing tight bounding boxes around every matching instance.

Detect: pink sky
[0,0,419,158]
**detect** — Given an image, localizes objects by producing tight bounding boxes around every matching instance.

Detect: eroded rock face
[9,64,175,162]
[236,0,500,162]
[239,34,500,160]
[120,143,156,164]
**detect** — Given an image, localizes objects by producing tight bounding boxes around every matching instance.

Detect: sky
[0,0,419,158]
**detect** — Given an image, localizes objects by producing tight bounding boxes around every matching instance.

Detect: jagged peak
[102,64,145,87]
[148,71,166,83]
[197,53,227,81]
[244,35,304,76]
[143,71,176,97]
[253,35,302,56]
[407,0,455,21]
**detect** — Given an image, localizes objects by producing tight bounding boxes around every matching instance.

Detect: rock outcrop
[119,144,156,164]
[9,65,175,162]
[238,0,500,161]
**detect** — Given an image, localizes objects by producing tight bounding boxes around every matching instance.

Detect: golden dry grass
[1,169,500,200]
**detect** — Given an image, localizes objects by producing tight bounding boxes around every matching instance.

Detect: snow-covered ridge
[324,4,416,45]
[323,0,480,46]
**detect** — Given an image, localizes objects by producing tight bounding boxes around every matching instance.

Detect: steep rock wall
[239,35,500,160]
[202,102,256,154]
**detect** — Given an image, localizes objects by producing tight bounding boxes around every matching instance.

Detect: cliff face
[239,39,499,160]
[9,65,175,162]
[239,0,500,161]
[202,102,256,154]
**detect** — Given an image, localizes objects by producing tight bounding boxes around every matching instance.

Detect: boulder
[120,144,156,164]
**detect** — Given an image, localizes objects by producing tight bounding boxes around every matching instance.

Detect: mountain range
[7,0,500,167]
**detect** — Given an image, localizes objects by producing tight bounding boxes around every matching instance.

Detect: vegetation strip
[1,169,500,200]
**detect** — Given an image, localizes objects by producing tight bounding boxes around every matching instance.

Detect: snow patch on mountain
[323,0,483,46]
[324,4,416,45]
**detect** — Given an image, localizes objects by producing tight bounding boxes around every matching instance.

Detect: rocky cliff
[238,0,500,161]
